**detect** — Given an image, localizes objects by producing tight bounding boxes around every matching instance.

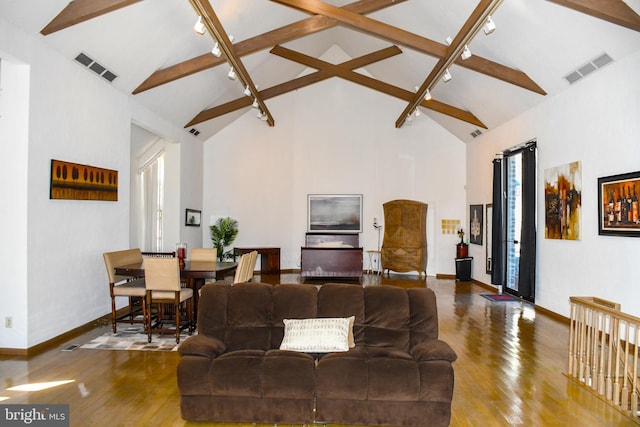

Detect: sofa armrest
[178,335,226,358]
[410,340,457,362]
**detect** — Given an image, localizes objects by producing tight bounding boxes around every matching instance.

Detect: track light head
[252,98,259,109]
[211,42,221,57]
[461,45,472,60]
[194,16,206,35]
[424,89,432,101]
[414,108,420,117]
[442,68,452,83]
[243,85,251,97]
[483,16,496,35]
[445,36,453,46]
[227,67,236,80]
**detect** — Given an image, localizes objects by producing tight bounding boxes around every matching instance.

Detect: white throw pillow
[280,316,355,353]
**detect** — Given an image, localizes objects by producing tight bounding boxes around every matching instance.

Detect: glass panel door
[505,152,522,293]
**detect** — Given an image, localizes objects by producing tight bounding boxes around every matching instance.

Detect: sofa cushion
[280,316,354,353]
[316,347,420,401]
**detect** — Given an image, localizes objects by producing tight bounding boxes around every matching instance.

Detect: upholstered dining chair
[190,248,217,262]
[103,248,147,333]
[144,257,194,343]
[233,250,258,284]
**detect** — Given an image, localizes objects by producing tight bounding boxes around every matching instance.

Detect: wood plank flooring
[1,274,638,426]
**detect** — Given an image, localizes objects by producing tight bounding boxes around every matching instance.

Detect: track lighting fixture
[227,67,236,80]
[442,68,452,83]
[424,89,432,101]
[194,16,206,35]
[414,108,420,117]
[211,42,221,57]
[461,45,472,60]
[243,85,251,97]
[257,110,267,121]
[405,114,413,124]
[252,98,259,109]
[483,16,496,35]
[228,35,235,43]
[445,36,453,46]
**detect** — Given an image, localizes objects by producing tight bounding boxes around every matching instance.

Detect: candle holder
[177,243,187,269]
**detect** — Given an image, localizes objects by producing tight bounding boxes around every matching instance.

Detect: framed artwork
[544,161,582,240]
[469,204,483,245]
[50,159,118,201]
[308,194,363,233]
[185,209,201,227]
[597,171,640,237]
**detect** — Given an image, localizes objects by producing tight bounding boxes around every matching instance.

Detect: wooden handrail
[568,296,639,419]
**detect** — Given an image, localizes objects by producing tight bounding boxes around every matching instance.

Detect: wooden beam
[270,0,546,96]
[270,45,487,129]
[186,46,403,127]
[133,0,406,94]
[396,0,503,128]
[188,0,275,126]
[41,0,142,35]
[546,0,640,32]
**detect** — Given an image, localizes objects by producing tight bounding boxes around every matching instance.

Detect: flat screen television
[307,194,363,233]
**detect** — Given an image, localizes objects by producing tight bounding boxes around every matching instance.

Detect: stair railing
[569,296,639,419]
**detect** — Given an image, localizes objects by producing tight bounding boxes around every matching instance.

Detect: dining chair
[190,248,217,261]
[103,248,147,333]
[232,250,258,284]
[141,251,176,258]
[144,257,194,343]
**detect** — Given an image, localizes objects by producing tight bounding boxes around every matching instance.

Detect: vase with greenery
[209,217,239,261]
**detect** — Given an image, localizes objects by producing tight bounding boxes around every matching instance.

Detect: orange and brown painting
[50,159,118,201]
[545,161,581,240]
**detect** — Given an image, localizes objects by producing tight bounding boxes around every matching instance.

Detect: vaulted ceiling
[2,0,640,142]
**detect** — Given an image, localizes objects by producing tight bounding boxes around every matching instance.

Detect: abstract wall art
[544,161,581,240]
[50,159,118,201]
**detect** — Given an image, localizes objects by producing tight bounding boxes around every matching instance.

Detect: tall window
[140,153,164,251]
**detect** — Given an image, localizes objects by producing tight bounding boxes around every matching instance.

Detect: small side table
[366,250,382,275]
[455,257,473,281]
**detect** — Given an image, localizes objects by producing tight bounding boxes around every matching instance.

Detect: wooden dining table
[114,260,237,320]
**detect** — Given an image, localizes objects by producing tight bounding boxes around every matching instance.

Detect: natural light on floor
[7,380,75,392]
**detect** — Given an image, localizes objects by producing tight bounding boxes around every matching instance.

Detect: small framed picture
[469,204,483,245]
[185,209,201,227]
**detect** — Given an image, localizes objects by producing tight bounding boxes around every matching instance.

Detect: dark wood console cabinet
[300,233,363,279]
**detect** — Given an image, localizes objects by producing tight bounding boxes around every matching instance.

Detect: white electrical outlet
[5,317,13,328]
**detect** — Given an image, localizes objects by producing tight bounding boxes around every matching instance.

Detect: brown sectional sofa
[177,282,457,426]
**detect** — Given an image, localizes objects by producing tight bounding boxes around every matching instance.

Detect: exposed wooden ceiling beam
[270,45,487,129]
[186,46,403,127]
[270,0,546,96]
[546,0,640,32]
[396,0,503,128]
[41,0,142,35]
[188,0,274,126]
[133,0,406,94]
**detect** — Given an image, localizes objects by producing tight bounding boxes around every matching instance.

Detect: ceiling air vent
[74,52,118,84]
[470,129,483,138]
[189,128,200,136]
[563,52,613,85]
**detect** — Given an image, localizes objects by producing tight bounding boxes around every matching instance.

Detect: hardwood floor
[1,274,638,426]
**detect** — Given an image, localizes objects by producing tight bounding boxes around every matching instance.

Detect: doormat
[480,293,521,302]
[79,325,187,352]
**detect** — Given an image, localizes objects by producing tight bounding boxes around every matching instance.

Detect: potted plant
[209,217,239,261]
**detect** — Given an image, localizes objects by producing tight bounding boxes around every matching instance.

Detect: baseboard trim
[0,311,116,357]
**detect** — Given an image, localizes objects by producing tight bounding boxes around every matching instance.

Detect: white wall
[202,46,467,276]
[0,56,30,349]
[467,50,640,318]
[0,19,202,349]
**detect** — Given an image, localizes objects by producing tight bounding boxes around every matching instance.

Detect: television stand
[300,233,363,279]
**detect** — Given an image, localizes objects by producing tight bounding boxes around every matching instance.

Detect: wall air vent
[563,52,613,85]
[74,52,118,84]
